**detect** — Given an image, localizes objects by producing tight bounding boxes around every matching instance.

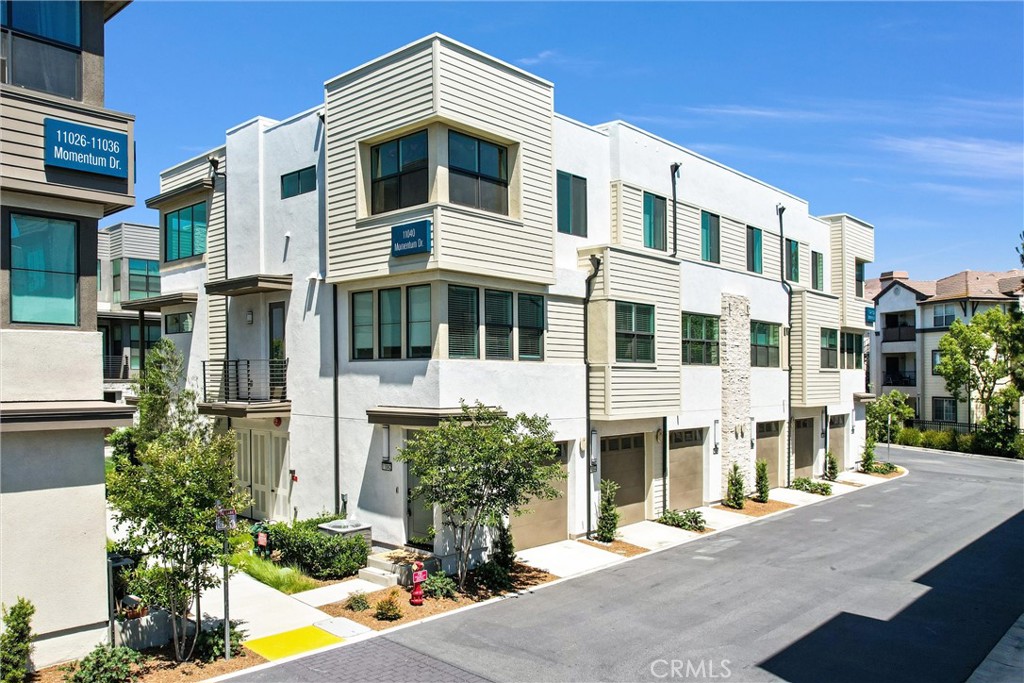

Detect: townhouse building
[140,35,874,563]
[0,0,137,666]
[868,269,1024,425]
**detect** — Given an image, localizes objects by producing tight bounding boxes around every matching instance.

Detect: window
[933,303,956,327]
[112,259,121,303]
[129,322,160,370]
[615,302,655,363]
[406,285,431,359]
[556,171,587,236]
[931,349,942,375]
[643,192,667,251]
[841,332,863,369]
[371,131,428,214]
[933,397,957,422]
[1,1,82,99]
[820,328,838,369]
[164,201,207,262]
[701,211,720,263]
[786,239,799,281]
[378,288,401,359]
[812,251,824,291]
[9,213,77,325]
[351,291,373,360]
[518,294,544,360]
[484,289,513,359]
[3,1,80,45]
[448,285,479,358]
[750,321,781,368]
[681,313,719,365]
[281,166,317,199]
[746,226,762,274]
[448,131,507,215]
[855,260,866,298]
[96,259,101,291]
[128,259,159,300]
[165,312,193,334]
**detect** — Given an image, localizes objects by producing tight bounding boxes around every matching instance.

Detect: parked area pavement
[227,450,1023,682]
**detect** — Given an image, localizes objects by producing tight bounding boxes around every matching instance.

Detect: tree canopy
[935,308,1013,418]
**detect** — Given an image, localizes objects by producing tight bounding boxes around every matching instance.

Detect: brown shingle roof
[929,270,1024,302]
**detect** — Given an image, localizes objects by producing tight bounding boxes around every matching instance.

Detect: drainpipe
[670,163,681,257]
[583,254,602,539]
[777,204,793,486]
[662,416,669,515]
[332,284,341,516]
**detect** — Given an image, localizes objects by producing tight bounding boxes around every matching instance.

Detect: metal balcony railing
[882,326,917,342]
[202,359,288,403]
[103,355,132,381]
[883,370,917,386]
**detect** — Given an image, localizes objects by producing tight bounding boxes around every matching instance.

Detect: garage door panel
[601,434,645,526]
[511,450,569,550]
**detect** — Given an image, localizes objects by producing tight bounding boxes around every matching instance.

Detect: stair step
[357,566,398,587]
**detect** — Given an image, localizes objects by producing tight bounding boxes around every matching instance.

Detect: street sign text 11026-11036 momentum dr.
[44,118,128,179]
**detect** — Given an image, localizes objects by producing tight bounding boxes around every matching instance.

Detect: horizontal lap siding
[206,152,228,359]
[615,183,644,249]
[842,218,875,329]
[546,296,584,360]
[159,155,213,193]
[720,216,746,271]
[120,224,158,260]
[675,203,701,262]
[763,228,781,280]
[794,290,841,406]
[830,220,843,299]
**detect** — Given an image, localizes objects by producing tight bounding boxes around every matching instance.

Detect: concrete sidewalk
[200,572,332,641]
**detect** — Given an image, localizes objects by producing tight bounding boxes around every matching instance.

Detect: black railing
[883,370,916,386]
[882,326,916,342]
[906,419,978,435]
[103,355,132,381]
[202,359,288,403]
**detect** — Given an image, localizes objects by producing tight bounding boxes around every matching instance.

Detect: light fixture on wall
[820,408,827,438]
[589,429,599,472]
[713,419,720,455]
[656,428,664,443]
[245,310,254,325]
[381,425,392,471]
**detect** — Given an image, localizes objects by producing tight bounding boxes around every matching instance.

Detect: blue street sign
[865,307,877,324]
[44,118,128,179]
[391,220,432,257]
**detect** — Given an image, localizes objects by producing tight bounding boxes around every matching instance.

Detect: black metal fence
[905,419,978,435]
[103,355,132,381]
[202,359,288,403]
[883,370,916,386]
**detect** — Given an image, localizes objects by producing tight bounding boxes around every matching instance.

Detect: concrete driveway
[230,449,1023,683]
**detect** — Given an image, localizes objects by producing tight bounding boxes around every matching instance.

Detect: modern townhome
[137,35,875,565]
[97,222,161,401]
[0,0,137,667]
[867,269,1024,425]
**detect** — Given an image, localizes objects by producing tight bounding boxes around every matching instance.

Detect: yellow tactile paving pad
[244,625,343,660]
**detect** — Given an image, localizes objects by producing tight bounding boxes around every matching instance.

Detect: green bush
[723,463,745,509]
[791,478,832,496]
[754,460,770,503]
[60,644,142,683]
[595,479,620,543]
[860,441,876,473]
[823,451,839,482]
[473,561,513,592]
[231,553,319,595]
[373,589,403,621]
[123,565,192,613]
[1,598,34,683]
[1013,434,1024,460]
[422,572,459,600]
[657,509,706,532]
[873,462,898,475]
[896,428,922,447]
[265,519,368,580]
[345,591,370,612]
[490,522,516,572]
[195,620,246,662]
[921,429,957,451]
[956,432,975,454]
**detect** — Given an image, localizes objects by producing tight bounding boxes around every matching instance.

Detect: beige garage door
[511,445,569,550]
[829,414,847,471]
[668,429,704,510]
[794,418,815,479]
[756,422,782,488]
[600,434,646,526]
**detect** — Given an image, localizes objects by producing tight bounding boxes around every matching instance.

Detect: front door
[756,422,782,488]
[405,430,434,546]
[270,433,290,521]
[794,419,814,479]
[269,302,286,399]
[250,430,272,520]
[829,415,847,471]
[668,429,704,511]
[885,356,900,383]
[235,430,253,517]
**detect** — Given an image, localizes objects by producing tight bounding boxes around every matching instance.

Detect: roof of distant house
[870,269,1023,304]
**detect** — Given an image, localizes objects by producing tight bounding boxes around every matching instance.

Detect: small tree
[490,521,516,572]
[974,386,1022,458]
[861,439,877,473]
[595,479,620,543]
[935,309,1013,421]
[0,598,34,683]
[866,390,915,443]
[724,464,745,509]
[824,451,839,481]
[753,460,770,503]
[396,402,563,589]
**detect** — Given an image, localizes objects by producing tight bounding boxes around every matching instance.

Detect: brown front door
[794,418,814,479]
[668,429,704,511]
[829,414,847,471]
[756,422,782,488]
[600,434,646,526]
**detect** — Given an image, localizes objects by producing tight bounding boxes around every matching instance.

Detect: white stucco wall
[0,330,102,402]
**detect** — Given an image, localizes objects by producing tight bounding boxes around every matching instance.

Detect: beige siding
[589,365,608,415]
[792,290,841,407]
[762,227,781,279]
[438,205,551,282]
[119,224,159,261]
[799,241,812,288]
[720,216,746,271]
[610,182,622,243]
[159,154,215,194]
[614,183,644,248]
[676,203,701,262]
[546,296,584,360]
[824,215,875,330]
[206,151,228,360]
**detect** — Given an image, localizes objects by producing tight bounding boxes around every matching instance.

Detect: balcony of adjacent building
[198,358,290,418]
[882,311,917,343]
[882,353,917,389]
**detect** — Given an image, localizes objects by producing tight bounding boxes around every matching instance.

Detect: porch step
[357,566,398,588]
[366,550,442,586]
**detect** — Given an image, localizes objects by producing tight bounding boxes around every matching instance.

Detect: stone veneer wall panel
[720,292,753,493]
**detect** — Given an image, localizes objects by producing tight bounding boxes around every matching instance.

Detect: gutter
[777,204,794,486]
[583,254,602,539]
[662,416,669,515]
[670,163,681,257]
[332,284,341,516]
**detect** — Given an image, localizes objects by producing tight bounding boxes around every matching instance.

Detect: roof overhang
[120,291,198,312]
[104,1,132,21]
[854,392,877,404]
[98,310,161,321]
[145,178,213,210]
[1,401,135,432]
[205,274,293,297]
[366,405,506,427]
[198,401,291,419]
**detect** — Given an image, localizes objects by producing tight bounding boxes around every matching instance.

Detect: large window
[449,131,507,215]
[165,312,193,334]
[128,259,160,300]
[378,288,401,359]
[448,285,480,358]
[786,239,799,282]
[518,293,544,360]
[643,192,666,251]
[9,213,77,325]
[750,321,781,368]
[746,226,762,274]
[351,291,373,360]
[701,211,720,263]
[281,166,317,199]
[1,1,82,99]
[841,332,863,369]
[933,397,957,423]
[557,171,587,236]
[615,302,655,363]
[681,313,719,366]
[129,321,160,370]
[164,201,207,262]
[485,289,513,360]
[3,1,80,45]
[112,258,121,303]
[406,285,431,359]
[933,303,956,327]
[371,131,428,214]
[812,251,824,291]
[820,328,838,369]
[855,260,866,298]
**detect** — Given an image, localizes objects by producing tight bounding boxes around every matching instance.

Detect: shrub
[231,554,318,595]
[1,598,34,683]
[823,451,839,482]
[1013,434,1024,460]
[60,644,143,683]
[723,463,745,509]
[490,521,516,572]
[123,565,192,613]
[896,428,922,447]
[956,432,975,454]
[373,589,403,621]
[595,479,620,543]
[195,620,246,662]
[265,520,369,580]
[753,460,770,503]
[474,561,513,592]
[921,429,957,451]
[422,572,459,600]
[791,478,832,496]
[873,462,898,475]
[658,509,706,532]
[345,591,370,612]
[860,442,876,473]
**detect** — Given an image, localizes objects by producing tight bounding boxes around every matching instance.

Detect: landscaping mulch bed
[578,538,649,557]
[321,563,557,631]
[868,466,905,479]
[31,645,266,683]
[714,499,796,517]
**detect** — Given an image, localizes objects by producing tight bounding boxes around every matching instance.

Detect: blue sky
[103,1,1023,280]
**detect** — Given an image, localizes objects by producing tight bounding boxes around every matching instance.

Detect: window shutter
[484,289,512,359]
[448,286,479,358]
[518,293,544,360]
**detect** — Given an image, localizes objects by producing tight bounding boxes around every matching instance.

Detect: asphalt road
[235,449,1024,683]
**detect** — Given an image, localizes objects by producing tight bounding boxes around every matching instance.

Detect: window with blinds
[406,285,431,359]
[351,291,373,359]
[820,328,838,369]
[378,288,401,359]
[750,321,781,367]
[681,313,719,365]
[643,192,666,251]
[485,289,513,359]
[518,293,544,360]
[448,285,479,358]
[615,301,655,363]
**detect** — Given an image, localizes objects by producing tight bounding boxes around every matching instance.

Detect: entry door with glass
[268,302,286,398]
[405,429,434,547]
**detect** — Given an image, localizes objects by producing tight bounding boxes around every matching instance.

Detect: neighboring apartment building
[138,35,874,563]
[868,269,1024,424]
[0,0,137,667]
[97,222,160,400]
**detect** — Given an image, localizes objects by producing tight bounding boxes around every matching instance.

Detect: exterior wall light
[245,310,254,325]
[381,425,392,471]
[750,417,756,450]
[589,429,599,472]
[713,419,720,455]
[821,408,827,438]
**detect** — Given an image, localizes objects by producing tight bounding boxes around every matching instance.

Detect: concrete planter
[114,609,195,651]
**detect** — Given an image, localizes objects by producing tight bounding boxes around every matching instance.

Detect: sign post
[215,506,237,660]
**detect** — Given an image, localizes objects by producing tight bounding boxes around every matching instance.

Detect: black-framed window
[164,201,207,262]
[855,260,866,298]
[820,328,838,369]
[371,130,428,215]
[1,1,82,99]
[518,293,544,361]
[933,303,955,327]
[112,258,121,303]
[643,192,666,251]
[128,258,159,300]
[681,313,719,365]
[701,211,720,263]
[129,321,160,370]
[449,131,508,215]
[932,349,942,375]
[786,239,799,281]
[165,312,193,334]
[406,285,431,359]
[812,251,824,291]
[485,289,513,360]
[351,291,373,360]
[557,171,587,236]
[933,397,957,422]
[747,226,762,274]
[615,301,655,363]
[2,1,80,46]
[9,212,77,325]
[841,332,863,369]
[448,285,479,358]
[378,288,401,359]
[750,321,781,368]
[281,166,317,199]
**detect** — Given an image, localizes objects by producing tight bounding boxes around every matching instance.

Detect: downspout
[662,416,669,515]
[332,284,341,515]
[777,204,793,486]
[583,254,602,539]
[670,163,681,257]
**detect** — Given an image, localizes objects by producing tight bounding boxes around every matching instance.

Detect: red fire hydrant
[409,561,426,606]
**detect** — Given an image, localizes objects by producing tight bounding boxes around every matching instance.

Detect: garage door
[600,434,646,526]
[829,414,847,471]
[668,429,704,510]
[511,444,569,550]
[794,418,814,479]
[756,422,782,488]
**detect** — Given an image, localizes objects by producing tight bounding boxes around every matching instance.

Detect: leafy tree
[866,390,916,443]
[0,597,34,683]
[824,451,839,481]
[396,402,563,589]
[935,309,1013,420]
[973,386,1022,458]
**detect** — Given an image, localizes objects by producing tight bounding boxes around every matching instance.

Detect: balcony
[882,326,916,342]
[103,355,134,381]
[883,370,917,387]
[199,359,290,418]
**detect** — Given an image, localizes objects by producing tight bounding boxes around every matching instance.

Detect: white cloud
[911,181,1021,204]
[873,136,1023,179]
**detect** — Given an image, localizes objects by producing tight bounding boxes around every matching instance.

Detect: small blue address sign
[44,118,128,179]
[391,220,431,257]
[865,307,877,324]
